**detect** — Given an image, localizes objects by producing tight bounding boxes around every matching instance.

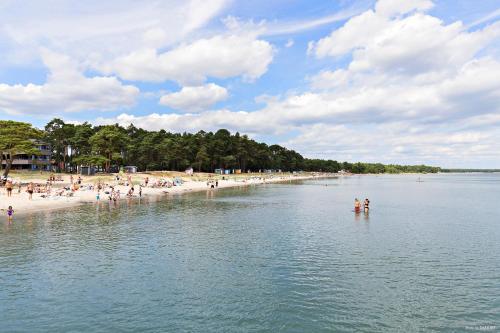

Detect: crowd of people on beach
[1,173,158,222]
[2,172,324,223]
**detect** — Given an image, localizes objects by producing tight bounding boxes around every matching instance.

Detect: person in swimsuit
[364,198,370,213]
[354,198,361,213]
[127,186,134,197]
[7,206,14,223]
[6,179,13,197]
[27,182,34,200]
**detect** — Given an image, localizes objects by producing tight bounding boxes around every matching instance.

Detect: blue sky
[0,0,499,168]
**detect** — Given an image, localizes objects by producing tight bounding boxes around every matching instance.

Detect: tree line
[1,119,441,177]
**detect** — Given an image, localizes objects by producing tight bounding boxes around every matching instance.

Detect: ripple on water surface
[1,174,500,332]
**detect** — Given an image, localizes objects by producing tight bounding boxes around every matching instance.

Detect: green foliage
[44,118,75,171]
[0,120,42,177]
[2,118,442,174]
[88,125,130,172]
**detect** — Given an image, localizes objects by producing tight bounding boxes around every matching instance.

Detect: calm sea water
[1,174,500,332]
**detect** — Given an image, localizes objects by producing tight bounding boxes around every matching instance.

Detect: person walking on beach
[7,206,14,223]
[139,185,142,198]
[364,198,370,213]
[354,198,361,213]
[27,182,34,200]
[5,179,13,197]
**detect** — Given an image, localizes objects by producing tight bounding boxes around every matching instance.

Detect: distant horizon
[0,0,499,168]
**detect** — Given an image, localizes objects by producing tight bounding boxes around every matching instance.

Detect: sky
[0,0,499,168]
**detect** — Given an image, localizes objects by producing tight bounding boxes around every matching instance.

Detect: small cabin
[124,166,138,173]
[78,166,96,176]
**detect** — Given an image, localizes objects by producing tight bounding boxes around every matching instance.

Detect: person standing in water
[364,198,370,213]
[354,198,361,213]
[7,206,14,223]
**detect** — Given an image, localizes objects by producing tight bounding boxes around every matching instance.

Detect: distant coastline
[440,169,500,173]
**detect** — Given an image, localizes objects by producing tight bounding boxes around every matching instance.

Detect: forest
[0,119,441,176]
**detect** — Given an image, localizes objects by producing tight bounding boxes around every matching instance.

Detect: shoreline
[1,172,334,217]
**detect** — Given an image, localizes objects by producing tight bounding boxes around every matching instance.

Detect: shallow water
[1,174,500,332]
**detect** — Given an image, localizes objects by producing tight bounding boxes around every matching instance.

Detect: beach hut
[78,166,96,176]
[124,166,137,173]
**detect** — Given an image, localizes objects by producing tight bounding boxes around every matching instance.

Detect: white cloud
[95,110,275,135]
[310,1,500,77]
[285,39,294,48]
[90,0,500,167]
[2,0,500,167]
[467,8,500,28]
[374,0,433,18]
[0,49,139,114]
[261,4,367,36]
[0,0,229,64]
[100,33,274,84]
[159,83,229,112]
[309,69,351,90]
[93,56,500,135]
[283,122,500,168]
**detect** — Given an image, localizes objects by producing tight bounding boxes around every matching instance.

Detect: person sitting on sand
[354,198,361,213]
[364,198,370,213]
[5,179,13,197]
[7,206,14,223]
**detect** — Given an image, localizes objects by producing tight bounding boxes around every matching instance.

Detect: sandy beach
[0,172,332,216]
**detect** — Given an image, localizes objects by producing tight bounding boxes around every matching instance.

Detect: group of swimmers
[354,198,370,213]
